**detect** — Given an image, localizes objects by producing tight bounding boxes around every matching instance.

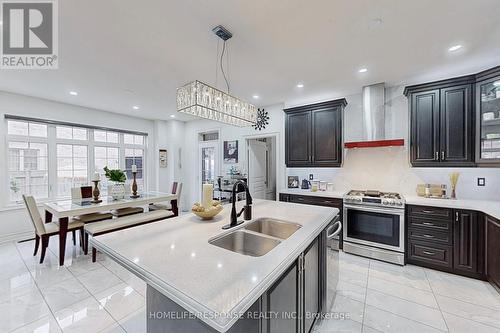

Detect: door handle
[326,221,342,239]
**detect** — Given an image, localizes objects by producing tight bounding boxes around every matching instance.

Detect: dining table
[43,191,178,266]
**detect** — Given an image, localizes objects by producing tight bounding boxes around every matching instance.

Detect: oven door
[343,204,405,252]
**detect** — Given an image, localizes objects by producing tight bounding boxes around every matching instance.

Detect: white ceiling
[1,0,499,121]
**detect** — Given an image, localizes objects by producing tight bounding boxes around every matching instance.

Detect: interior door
[247,140,267,199]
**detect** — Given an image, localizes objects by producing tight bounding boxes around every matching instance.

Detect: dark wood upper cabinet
[405,76,475,167]
[441,85,473,163]
[286,111,311,166]
[285,99,347,168]
[475,66,500,166]
[410,90,440,164]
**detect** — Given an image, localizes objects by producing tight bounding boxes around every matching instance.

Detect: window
[5,118,147,204]
[56,144,88,197]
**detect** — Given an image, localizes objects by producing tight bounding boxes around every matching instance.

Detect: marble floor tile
[0,288,50,332]
[76,266,122,295]
[316,318,363,333]
[118,306,146,333]
[362,325,384,333]
[369,261,431,291]
[54,297,116,333]
[95,283,145,321]
[426,269,500,311]
[98,322,127,333]
[39,277,90,312]
[330,295,365,323]
[365,289,447,331]
[336,280,367,303]
[64,253,103,276]
[367,276,438,308]
[442,312,500,333]
[10,314,62,333]
[0,271,37,301]
[339,267,369,287]
[435,294,500,329]
[363,305,444,333]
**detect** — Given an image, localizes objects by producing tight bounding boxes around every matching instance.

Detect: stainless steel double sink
[209,218,302,257]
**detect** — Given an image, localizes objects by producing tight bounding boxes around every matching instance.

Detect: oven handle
[326,221,342,239]
[343,204,404,215]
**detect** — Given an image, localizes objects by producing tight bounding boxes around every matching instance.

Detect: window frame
[5,118,148,205]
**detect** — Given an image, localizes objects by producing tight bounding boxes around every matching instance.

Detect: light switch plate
[478,178,486,186]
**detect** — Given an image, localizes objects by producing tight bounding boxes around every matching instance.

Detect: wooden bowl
[192,205,223,220]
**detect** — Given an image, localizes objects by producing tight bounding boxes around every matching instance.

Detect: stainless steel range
[343,190,406,265]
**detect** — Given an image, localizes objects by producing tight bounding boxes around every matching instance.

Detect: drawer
[289,195,342,208]
[408,227,452,245]
[408,241,452,268]
[408,205,452,220]
[408,216,451,231]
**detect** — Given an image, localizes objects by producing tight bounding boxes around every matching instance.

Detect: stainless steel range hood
[345,83,404,149]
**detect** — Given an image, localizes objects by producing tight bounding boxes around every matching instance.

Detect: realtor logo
[1,1,58,69]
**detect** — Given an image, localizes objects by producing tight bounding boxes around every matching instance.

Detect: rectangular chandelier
[177,81,257,127]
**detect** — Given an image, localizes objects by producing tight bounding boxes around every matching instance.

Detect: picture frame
[288,176,299,188]
[223,140,238,163]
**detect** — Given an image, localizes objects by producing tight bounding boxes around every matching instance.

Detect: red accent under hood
[344,139,405,149]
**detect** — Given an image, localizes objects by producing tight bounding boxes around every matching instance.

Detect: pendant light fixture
[176,25,257,127]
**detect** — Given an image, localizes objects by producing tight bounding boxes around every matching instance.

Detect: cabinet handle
[422,251,435,256]
[422,210,434,214]
[423,234,434,238]
[422,222,435,226]
[435,152,439,160]
[441,151,445,160]
[456,212,459,222]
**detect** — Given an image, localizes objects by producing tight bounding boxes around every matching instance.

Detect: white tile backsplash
[287,147,500,200]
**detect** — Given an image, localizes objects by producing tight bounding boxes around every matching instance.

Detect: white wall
[0,91,157,242]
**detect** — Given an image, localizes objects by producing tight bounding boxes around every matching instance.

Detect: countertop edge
[405,196,500,220]
[279,188,345,199]
[90,207,339,333]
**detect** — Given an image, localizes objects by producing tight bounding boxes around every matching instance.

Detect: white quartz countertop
[405,196,500,220]
[90,199,338,332]
[280,188,346,199]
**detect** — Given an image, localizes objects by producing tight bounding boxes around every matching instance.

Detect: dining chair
[149,182,182,212]
[71,186,113,223]
[23,195,85,264]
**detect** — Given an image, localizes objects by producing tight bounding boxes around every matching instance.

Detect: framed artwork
[223,140,238,163]
[159,149,167,168]
[288,176,299,188]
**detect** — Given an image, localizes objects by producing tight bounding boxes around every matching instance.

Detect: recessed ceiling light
[132,106,139,110]
[296,83,304,88]
[358,68,368,73]
[252,95,260,99]
[170,114,176,118]
[69,91,78,96]
[448,44,462,52]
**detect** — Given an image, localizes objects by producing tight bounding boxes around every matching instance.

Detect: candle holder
[130,171,140,198]
[91,180,102,203]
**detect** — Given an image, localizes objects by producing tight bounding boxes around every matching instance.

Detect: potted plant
[104,166,127,200]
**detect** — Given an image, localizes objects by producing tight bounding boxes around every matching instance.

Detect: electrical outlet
[309,174,314,180]
[478,178,486,186]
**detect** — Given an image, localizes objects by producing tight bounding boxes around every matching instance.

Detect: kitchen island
[90,199,339,333]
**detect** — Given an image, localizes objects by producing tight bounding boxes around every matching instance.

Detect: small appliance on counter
[301,179,310,189]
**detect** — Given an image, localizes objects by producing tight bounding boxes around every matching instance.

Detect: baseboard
[0,230,33,244]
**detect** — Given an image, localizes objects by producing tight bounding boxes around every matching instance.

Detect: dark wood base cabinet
[406,205,485,280]
[486,215,500,291]
[280,193,343,249]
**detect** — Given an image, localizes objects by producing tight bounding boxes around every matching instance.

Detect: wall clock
[254,108,269,131]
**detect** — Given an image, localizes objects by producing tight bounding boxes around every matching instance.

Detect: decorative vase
[451,188,457,200]
[109,182,126,200]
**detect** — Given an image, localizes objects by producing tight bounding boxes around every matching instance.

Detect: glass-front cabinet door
[477,75,500,164]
